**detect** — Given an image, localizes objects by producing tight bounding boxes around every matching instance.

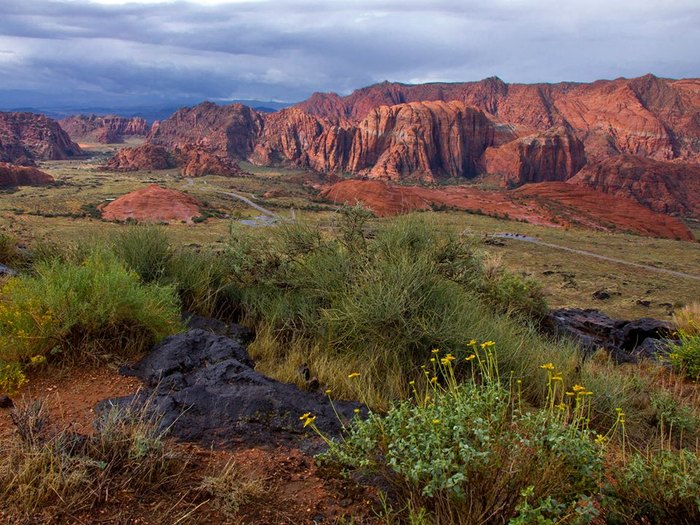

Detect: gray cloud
[0,0,698,109]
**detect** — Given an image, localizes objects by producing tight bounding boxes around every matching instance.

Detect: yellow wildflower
[432,419,440,424]
[325,389,332,395]
[303,416,317,428]
[540,363,555,370]
[465,354,476,361]
[299,412,311,421]
[348,372,360,379]
[431,348,440,354]
[572,384,586,392]
[30,355,46,365]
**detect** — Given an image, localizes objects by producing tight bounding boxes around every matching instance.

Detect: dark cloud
[0,0,698,109]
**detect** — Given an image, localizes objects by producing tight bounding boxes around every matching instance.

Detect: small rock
[592,290,611,300]
[636,299,651,307]
[0,264,17,277]
[0,395,14,409]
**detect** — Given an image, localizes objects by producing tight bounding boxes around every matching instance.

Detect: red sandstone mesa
[101,185,202,224]
[59,115,151,144]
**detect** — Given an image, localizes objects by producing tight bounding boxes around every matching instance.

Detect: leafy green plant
[668,331,700,380]
[320,345,603,524]
[603,450,700,524]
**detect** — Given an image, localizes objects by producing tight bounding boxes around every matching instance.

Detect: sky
[0,0,698,110]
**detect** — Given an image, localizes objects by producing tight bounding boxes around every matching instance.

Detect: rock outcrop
[148,102,263,158]
[254,101,516,182]
[512,182,694,240]
[320,179,694,240]
[105,329,363,447]
[59,115,150,144]
[105,143,175,171]
[0,112,81,165]
[482,127,586,185]
[569,155,700,218]
[0,163,55,187]
[174,144,243,177]
[545,308,674,363]
[294,75,700,165]
[101,185,202,223]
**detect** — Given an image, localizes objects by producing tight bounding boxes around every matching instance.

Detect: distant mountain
[1,100,291,124]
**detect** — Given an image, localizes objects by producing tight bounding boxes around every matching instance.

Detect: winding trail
[218,190,279,218]
[492,233,700,282]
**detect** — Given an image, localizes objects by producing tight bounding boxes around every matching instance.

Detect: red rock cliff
[0,163,55,187]
[0,112,82,165]
[59,115,151,143]
[569,155,700,218]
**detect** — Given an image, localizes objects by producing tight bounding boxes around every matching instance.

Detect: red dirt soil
[319,179,693,240]
[101,184,202,224]
[0,366,379,525]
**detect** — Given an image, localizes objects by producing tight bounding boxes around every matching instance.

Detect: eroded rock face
[148,102,263,158]
[545,308,674,363]
[104,329,363,447]
[101,185,202,223]
[0,163,55,187]
[0,112,82,165]
[254,101,515,182]
[569,155,700,218]
[59,115,150,143]
[105,143,175,171]
[174,143,243,177]
[482,127,586,185]
[294,75,700,165]
[319,179,694,240]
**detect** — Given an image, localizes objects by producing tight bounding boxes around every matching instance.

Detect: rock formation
[148,102,263,158]
[105,143,175,171]
[0,112,82,165]
[545,308,674,363]
[320,179,693,240]
[253,101,516,182]
[294,75,700,165]
[101,185,202,223]
[105,328,363,447]
[59,115,150,143]
[569,155,700,218]
[0,163,55,187]
[482,127,586,185]
[174,143,243,177]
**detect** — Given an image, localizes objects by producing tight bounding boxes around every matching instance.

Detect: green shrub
[603,450,700,524]
[321,347,603,524]
[0,249,181,365]
[668,331,700,380]
[111,225,172,283]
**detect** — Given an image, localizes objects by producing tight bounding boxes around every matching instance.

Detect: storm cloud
[0,0,698,109]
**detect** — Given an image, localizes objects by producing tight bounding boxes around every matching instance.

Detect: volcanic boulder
[0,163,55,187]
[104,329,363,447]
[0,112,82,165]
[569,155,700,218]
[545,308,674,363]
[101,185,202,223]
[105,143,175,171]
[59,115,150,143]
